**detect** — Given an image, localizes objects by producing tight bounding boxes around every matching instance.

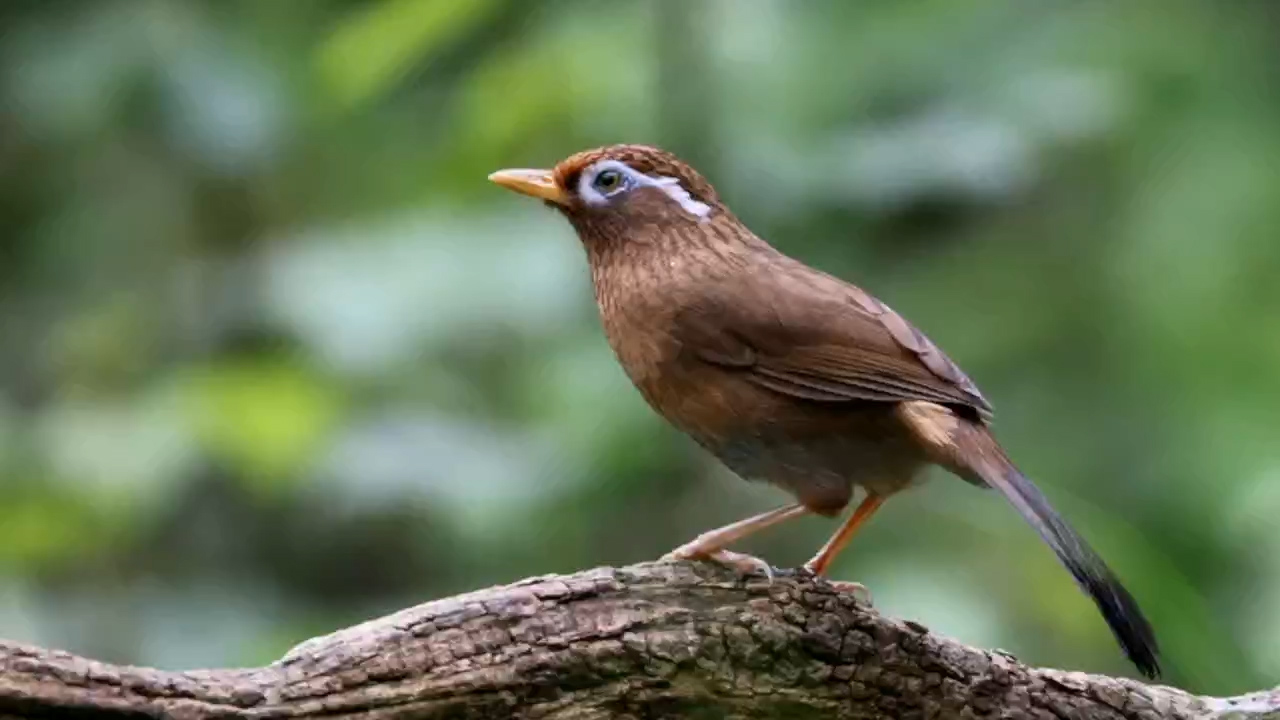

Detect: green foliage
[318,0,503,107]
[181,358,342,492]
[0,0,1274,692]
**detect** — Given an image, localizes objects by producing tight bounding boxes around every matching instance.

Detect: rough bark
[0,562,1275,719]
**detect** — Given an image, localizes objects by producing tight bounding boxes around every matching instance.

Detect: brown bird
[488,144,1160,678]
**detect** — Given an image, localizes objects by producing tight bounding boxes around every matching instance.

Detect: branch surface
[0,562,1274,719]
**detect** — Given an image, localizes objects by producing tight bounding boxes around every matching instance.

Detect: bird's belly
[632,361,930,515]
[697,403,929,516]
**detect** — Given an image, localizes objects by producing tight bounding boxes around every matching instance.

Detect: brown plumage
[488,144,1160,678]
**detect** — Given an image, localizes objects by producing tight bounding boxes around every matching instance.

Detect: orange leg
[804,493,886,577]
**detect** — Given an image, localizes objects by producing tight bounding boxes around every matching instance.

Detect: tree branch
[0,562,1274,719]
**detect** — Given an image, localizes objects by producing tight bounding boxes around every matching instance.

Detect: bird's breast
[589,252,703,394]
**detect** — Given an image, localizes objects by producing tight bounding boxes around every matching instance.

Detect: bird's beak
[487,168,568,206]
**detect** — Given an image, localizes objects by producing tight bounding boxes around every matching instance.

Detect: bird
[487,143,1160,678]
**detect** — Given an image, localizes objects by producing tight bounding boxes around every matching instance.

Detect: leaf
[0,489,109,573]
[316,0,501,107]
[181,359,343,493]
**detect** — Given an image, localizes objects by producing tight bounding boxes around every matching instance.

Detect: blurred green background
[1,0,1276,694]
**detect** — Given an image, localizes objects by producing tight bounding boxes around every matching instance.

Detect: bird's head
[488,145,731,250]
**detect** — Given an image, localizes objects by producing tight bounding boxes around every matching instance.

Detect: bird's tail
[979,454,1161,678]
[897,401,1161,678]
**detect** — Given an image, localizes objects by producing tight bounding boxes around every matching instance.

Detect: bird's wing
[673,265,993,420]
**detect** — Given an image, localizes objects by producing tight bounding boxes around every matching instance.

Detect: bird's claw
[829,579,872,604]
[801,563,873,603]
[662,547,775,582]
[710,549,775,582]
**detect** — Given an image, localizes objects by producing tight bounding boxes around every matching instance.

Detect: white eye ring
[592,168,626,195]
[576,160,712,220]
[577,160,637,206]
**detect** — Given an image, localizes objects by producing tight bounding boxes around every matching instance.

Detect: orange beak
[487,168,568,206]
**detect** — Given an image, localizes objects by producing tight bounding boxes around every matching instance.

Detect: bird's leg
[802,493,885,600]
[661,503,809,579]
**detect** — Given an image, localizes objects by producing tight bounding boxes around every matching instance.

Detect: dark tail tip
[1081,566,1161,679]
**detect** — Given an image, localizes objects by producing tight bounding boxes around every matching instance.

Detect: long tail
[898,401,1161,678]
[980,457,1161,678]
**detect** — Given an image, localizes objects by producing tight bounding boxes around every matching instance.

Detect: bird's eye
[592,169,624,194]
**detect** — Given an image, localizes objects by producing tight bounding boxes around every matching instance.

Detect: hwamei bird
[488,144,1160,678]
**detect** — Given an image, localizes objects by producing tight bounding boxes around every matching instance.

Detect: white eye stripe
[650,175,712,220]
[577,160,711,221]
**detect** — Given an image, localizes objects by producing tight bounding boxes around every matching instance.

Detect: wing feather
[673,267,993,420]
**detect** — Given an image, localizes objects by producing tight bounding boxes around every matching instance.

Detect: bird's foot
[827,579,872,604]
[661,546,774,582]
[801,562,873,604]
